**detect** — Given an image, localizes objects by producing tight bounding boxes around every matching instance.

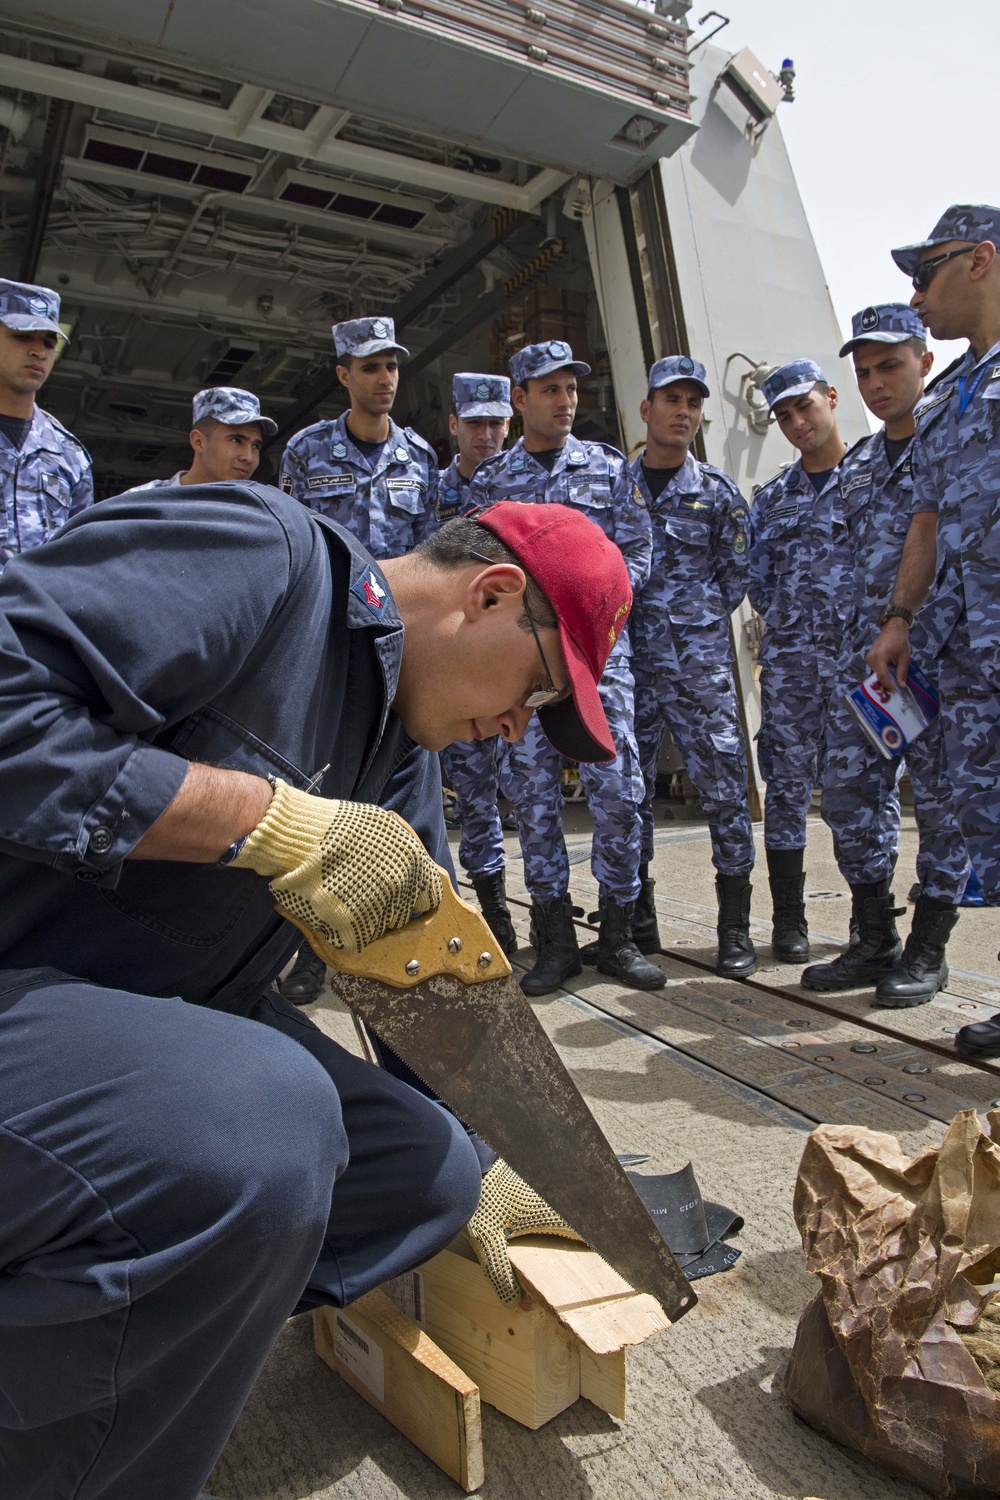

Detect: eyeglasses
[468,548,569,708]
[912,246,975,293]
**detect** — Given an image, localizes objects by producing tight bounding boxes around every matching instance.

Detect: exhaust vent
[276,169,429,230]
[82,127,257,194]
[204,346,256,385]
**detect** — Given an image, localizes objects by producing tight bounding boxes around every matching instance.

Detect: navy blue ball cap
[192,386,277,434]
[761,359,828,411]
[510,340,590,386]
[333,315,408,359]
[452,372,513,418]
[840,303,926,357]
[648,354,710,397]
[891,204,1000,276]
[0,278,65,339]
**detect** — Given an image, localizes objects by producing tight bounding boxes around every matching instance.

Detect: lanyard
[957,359,992,417]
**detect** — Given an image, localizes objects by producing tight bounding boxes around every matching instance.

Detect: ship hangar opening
[0,2,697,495]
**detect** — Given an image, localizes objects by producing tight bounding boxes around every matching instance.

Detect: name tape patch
[307,473,353,490]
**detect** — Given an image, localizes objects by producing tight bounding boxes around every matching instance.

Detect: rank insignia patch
[351,567,389,615]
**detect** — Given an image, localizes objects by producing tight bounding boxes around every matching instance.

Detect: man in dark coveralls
[0,482,630,1500]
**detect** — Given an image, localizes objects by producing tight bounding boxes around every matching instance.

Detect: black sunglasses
[912,246,975,293]
[468,548,569,709]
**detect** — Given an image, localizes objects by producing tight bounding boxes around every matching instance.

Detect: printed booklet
[845,660,939,760]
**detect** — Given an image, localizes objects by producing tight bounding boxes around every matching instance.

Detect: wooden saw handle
[287,869,513,990]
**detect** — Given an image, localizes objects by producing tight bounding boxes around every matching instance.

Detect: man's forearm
[129,762,273,863]
[890,510,938,613]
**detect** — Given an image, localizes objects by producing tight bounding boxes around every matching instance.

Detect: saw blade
[334,964,696,1323]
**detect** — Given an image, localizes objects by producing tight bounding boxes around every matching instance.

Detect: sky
[699,0,998,376]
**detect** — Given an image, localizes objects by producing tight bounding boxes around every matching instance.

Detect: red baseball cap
[475,502,632,763]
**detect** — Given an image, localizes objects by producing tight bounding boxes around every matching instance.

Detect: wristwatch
[878,603,915,628]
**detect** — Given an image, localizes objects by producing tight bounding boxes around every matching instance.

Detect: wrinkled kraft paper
[784,1110,1000,1498]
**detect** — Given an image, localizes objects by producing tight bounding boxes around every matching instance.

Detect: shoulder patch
[403,426,436,457]
[351,566,390,616]
[733,526,747,555]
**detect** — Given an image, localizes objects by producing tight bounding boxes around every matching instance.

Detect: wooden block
[507,1236,671,1355]
[579,1344,627,1421]
[384,1242,580,1429]
[313,1291,484,1492]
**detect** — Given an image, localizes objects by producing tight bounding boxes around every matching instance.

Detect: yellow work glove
[232,779,443,957]
[465,1158,584,1306]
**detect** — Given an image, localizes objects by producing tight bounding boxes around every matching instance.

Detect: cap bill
[457,401,514,419]
[890,240,936,276]
[537,625,616,764]
[767,378,817,409]
[652,372,710,397]
[219,412,278,434]
[348,336,410,359]
[0,312,66,339]
[530,357,592,381]
[839,330,916,356]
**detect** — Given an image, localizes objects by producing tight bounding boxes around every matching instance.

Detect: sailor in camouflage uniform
[0,278,91,568]
[628,356,757,979]
[860,207,1000,1057]
[279,315,442,1004]
[748,360,852,963]
[435,372,511,525]
[436,374,518,952]
[467,340,663,996]
[125,386,276,491]
[804,304,970,1001]
[280,315,438,558]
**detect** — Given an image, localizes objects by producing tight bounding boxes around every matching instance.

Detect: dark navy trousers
[0,971,481,1500]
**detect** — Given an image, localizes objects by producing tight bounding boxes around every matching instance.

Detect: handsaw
[287,876,696,1324]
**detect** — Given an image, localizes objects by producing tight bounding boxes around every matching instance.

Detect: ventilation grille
[204,347,256,385]
[82,130,256,194]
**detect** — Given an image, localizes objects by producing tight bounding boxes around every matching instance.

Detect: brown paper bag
[784,1111,1000,1498]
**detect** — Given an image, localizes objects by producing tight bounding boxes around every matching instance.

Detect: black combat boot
[592,898,666,990]
[715,874,757,979]
[874,893,959,1007]
[520,894,582,996]
[766,847,810,962]
[631,862,662,955]
[471,869,518,956]
[801,880,902,991]
[955,1013,1000,1058]
[277,945,326,1004]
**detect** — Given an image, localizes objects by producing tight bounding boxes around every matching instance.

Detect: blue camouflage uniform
[748,360,853,851]
[891,206,1000,904]
[435,374,517,880]
[466,341,652,905]
[0,278,92,566]
[630,357,755,876]
[279,316,438,558]
[125,385,277,492]
[436,455,469,525]
[820,305,969,902]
